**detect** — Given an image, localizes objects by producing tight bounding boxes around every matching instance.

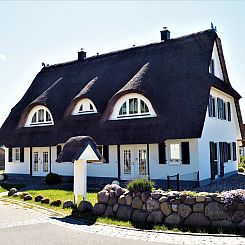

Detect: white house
[0,28,243,187]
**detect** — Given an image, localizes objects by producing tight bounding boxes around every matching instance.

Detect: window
[129,98,138,114]
[119,102,127,115]
[97,145,109,163]
[31,113,37,123]
[170,144,180,162]
[29,107,53,126]
[14,148,20,162]
[141,100,149,113]
[73,98,97,115]
[79,104,83,112]
[89,103,94,111]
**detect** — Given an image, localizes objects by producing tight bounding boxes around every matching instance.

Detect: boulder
[115,187,124,197]
[170,199,181,205]
[184,213,211,226]
[184,196,195,205]
[77,201,93,213]
[118,195,126,205]
[63,200,74,209]
[232,210,245,223]
[50,200,62,207]
[212,220,234,228]
[97,190,110,204]
[178,204,192,218]
[159,196,168,203]
[160,202,172,216]
[164,213,181,226]
[238,219,245,228]
[132,210,148,223]
[108,197,117,206]
[171,204,178,212]
[8,188,17,196]
[132,197,143,209]
[205,202,231,221]
[205,197,213,202]
[113,203,119,213]
[151,191,162,200]
[104,206,115,217]
[35,195,44,202]
[213,195,223,203]
[23,194,32,201]
[141,192,151,202]
[193,203,205,213]
[109,190,116,198]
[126,195,133,206]
[147,211,163,224]
[116,205,133,220]
[196,195,206,203]
[41,198,50,204]
[93,203,107,216]
[146,197,160,212]
[12,193,20,197]
[20,192,29,199]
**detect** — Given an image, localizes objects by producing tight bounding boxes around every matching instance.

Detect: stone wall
[93,184,245,229]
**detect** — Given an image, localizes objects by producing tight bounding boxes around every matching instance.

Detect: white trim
[72,98,97,115]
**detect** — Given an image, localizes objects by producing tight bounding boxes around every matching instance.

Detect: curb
[1,196,243,238]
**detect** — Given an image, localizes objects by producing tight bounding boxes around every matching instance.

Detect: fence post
[176,173,180,191]
[167,175,170,190]
[197,171,200,188]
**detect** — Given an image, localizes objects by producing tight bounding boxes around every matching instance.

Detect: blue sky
[0,1,245,126]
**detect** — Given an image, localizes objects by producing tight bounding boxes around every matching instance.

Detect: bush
[127,178,154,192]
[45,172,61,185]
[238,167,244,173]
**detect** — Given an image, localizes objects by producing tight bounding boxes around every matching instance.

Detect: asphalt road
[0,200,244,245]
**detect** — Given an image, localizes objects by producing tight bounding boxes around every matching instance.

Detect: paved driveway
[0,200,244,245]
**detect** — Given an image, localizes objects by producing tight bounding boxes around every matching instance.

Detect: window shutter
[57,145,62,158]
[181,142,190,164]
[209,142,216,180]
[232,142,237,161]
[219,142,225,177]
[158,142,166,164]
[227,102,231,121]
[20,147,24,162]
[208,95,212,117]
[8,148,13,162]
[227,143,231,160]
[103,145,109,163]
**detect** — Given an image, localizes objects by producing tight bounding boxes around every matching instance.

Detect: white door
[120,145,148,180]
[32,147,50,176]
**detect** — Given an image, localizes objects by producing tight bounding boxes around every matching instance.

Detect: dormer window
[25,106,54,127]
[110,93,156,120]
[72,98,97,115]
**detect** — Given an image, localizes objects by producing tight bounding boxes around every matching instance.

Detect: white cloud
[0,53,7,61]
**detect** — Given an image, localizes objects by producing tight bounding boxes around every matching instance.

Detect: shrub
[222,189,245,209]
[45,172,61,185]
[238,167,244,173]
[127,178,154,192]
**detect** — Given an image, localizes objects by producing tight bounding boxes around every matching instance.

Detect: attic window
[72,98,97,115]
[25,106,54,127]
[111,93,156,120]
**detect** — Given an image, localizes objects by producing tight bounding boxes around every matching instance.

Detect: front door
[120,145,148,180]
[32,147,50,176]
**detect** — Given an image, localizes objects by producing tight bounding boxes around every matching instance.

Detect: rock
[116,206,132,220]
[126,195,133,206]
[205,197,212,202]
[132,197,143,209]
[205,202,231,221]
[115,188,123,197]
[184,213,211,226]
[35,195,44,202]
[146,197,160,212]
[141,192,151,202]
[93,203,107,216]
[159,196,168,203]
[97,190,110,204]
[172,204,178,212]
[104,206,115,217]
[50,200,61,206]
[213,195,223,203]
[12,193,20,197]
[63,200,74,209]
[238,219,245,228]
[170,199,181,205]
[147,211,163,224]
[132,210,148,223]
[136,192,141,197]
[193,203,205,213]
[8,188,17,196]
[160,202,172,216]
[151,191,162,200]
[41,198,49,204]
[77,201,93,213]
[164,213,181,226]
[184,196,195,205]
[179,194,187,202]
[108,197,117,206]
[196,195,206,203]
[178,204,192,218]
[113,203,119,213]
[20,192,29,199]
[232,210,245,223]
[109,190,116,197]
[118,195,126,205]
[23,194,32,201]
[212,220,234,228]
[142,204,146,210]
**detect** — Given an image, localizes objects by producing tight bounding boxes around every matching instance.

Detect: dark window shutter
[20,147,24,162]
[57,145,62,158]
[209,142,216,179]
[8,148,13,162]
[227,102,231,121]
[217,98,220,119]
[227,143,231,160]
[219,142,225,177]
[232,142,237,161]
[158,142,166,164]
[181,142,190,164]
[103,145,109,163]
[208,95,212,117]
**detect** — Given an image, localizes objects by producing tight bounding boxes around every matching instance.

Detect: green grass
[0,183,26,193]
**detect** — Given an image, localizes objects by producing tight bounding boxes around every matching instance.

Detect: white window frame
[13,148,20,162]
[169,144,181,163]
[72,98,97,115]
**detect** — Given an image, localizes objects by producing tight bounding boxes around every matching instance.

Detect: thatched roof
[56,136,103,163]
[0,29,243,147]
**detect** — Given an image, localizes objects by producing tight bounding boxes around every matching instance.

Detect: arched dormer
[71,98,97,115]
[109,93,157,120]
[25,105,54,127]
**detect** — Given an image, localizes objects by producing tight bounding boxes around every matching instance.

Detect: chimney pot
[78,49,86,60]
[160,28,170,41]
